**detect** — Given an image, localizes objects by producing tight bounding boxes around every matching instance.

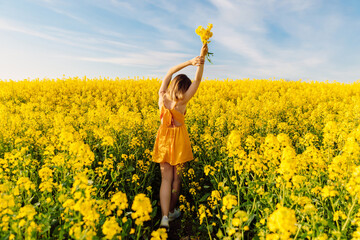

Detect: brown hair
[166,74,192,101]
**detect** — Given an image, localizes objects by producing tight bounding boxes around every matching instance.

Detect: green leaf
[199,193,210,202]
[126,166,135,172]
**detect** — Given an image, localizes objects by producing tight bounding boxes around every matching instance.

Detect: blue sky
[1,0,360,82]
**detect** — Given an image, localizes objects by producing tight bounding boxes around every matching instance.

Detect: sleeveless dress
[152,99,194,166]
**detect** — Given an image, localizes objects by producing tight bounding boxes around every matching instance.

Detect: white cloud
[201,0,360,81]
[94,0,192,44]
[0,18,58,42]
[79,50,191,67]
[0,18,138,55]
[215,27,268,64]
[279,0,320,12]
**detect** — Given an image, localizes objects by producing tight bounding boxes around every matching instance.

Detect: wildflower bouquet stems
[196,23,214,63]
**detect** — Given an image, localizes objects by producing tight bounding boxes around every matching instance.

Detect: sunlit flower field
[1,77,360,239]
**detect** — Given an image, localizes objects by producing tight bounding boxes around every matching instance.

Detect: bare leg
[160,163,173,217]
[169,164,183,213]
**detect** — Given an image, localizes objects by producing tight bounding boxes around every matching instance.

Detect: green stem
[136,225,141,240]
[293,215,305,240]
[330,198,340,232]
[250,196,257,213]
[237,175,243,207]
[205,215,213,240]
[217,205,224,226]
[100,180,114,198]
[282,181,285,204]
[341,194,358,232]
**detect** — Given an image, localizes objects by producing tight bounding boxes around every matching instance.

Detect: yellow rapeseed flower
[268,205,297,239]
[221,194,237,212]
[131,193,152,225]
[195,23,213,44]
[16,205,37,221]
[151,228,168,240]
[111,191,128,216]
[321,185,339,199]
[102,216,122,239]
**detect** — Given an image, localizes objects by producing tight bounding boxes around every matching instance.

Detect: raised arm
[181,44,208,103]
[158,56,204,95]
[159,61,191,95]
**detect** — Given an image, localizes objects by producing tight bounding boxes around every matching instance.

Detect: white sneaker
[169,208,181,221]
[159,216,169,231]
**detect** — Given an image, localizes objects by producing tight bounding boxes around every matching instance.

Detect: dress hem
[152,157,194,166]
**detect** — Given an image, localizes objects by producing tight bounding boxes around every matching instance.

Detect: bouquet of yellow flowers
[195,23,213,63]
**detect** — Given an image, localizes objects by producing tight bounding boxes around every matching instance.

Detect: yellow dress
[152,101,194,166]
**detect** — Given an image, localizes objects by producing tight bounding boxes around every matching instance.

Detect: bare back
[158,93,187,127]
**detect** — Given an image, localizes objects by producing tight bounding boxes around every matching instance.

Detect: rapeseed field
[1,77,360,239]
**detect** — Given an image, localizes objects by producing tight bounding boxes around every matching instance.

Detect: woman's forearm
[194,44,207,82]
[159,48,205,94]
[168,60,192,75]
[159,60,192,93]
[194,63,204,82]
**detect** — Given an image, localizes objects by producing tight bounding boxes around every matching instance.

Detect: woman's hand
[200,44,208,57]
[190,56,205,66]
